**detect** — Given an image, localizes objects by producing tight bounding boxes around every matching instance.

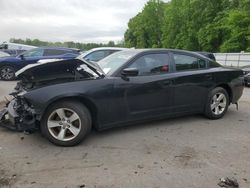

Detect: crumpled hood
[16,58,105,82]
[13,58,105,92]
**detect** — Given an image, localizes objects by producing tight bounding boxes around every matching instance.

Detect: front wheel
[41,101,92,146]
[204,87,229,120]
[0,66,16,81]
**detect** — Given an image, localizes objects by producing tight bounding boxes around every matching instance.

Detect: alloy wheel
[1,67,15,80]
[47,108,82,141]
[210,92,227,115]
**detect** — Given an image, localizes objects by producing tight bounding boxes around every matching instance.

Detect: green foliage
[125,0,166,48]
[9,38,124,50]
[124,0,250,52]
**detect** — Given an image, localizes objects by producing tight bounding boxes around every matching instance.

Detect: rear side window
[173,53,206,71]
[129,53,170,76]
[209,61,221,68]
[109,50,120,55]
[44,49,69,56]
[85,50,110,62]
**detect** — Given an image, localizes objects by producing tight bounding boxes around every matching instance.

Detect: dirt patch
[0,100,6,109]
[174,147,207,168]
[0,168,17,187]
[174,147,196,166]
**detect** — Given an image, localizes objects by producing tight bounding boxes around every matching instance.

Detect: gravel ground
[0,81,16,106]
[0,81,249,188]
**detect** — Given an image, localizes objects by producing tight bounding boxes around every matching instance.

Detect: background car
[0,49,244,146]
[0,42,36,56]
[243,67,250,86]
[79,47,128,62]
[0,51,10,58]
[0,47,80,80]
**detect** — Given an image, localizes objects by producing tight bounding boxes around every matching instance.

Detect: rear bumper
[0,99,37,131]
[230,76,244,104]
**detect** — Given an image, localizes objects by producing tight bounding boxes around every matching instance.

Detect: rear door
[170,52,214,113]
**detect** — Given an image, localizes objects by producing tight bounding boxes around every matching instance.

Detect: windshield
[97,50,138,75]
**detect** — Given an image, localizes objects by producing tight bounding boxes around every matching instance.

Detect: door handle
[205,74,212,80]
[162,80,172,86]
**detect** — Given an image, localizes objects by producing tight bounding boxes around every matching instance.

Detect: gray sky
[0,0,150,43]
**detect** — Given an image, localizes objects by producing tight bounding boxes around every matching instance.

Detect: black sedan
[0,49,244,146]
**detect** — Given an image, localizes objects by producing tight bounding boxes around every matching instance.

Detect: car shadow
[0,108,238,148]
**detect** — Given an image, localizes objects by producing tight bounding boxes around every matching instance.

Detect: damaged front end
[0,58,105,132]
[0,92,37,131]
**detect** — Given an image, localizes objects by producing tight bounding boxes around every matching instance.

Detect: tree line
[9,38,124,51]
[124,0,250,52]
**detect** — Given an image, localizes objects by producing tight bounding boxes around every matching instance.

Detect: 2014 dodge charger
[0,49,244,146]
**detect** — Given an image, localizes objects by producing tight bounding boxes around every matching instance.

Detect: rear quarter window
[209,61,221,68]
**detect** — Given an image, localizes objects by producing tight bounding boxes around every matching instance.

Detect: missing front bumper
[0,99,37,131]
[0,108,20,131]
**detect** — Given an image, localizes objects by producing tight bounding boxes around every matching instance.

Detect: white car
[79,47,128,62]
[0,42,36,51]
[0,51,10,58]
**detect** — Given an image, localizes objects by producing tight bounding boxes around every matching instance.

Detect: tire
[204,87,229,120]
[41,100,92,146]
[0,66,16,81]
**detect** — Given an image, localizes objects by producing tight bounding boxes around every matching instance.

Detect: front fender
[22,79,113,120]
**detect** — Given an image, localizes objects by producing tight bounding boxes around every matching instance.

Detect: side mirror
[121,68,139,77]
[19,54,24,60]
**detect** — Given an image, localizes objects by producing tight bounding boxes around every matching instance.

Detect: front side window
[98,50,138,75]
[173,53,206,71]
[23,48,44,57]
[129,53,170,76]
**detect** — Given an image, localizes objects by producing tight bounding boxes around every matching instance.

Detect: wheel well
[0,64,15,69]
[216,84,232,103]
[0,65,17,73]
[43,97,98,128]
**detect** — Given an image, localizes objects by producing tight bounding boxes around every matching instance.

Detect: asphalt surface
[0,81,16,105]
[0,81,249,188]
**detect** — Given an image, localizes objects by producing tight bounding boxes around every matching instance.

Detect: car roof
[242,67,250,71]
[120,48,213,61]
[37,47,79,51]
[88,47,128,51]
[80,47,129,58]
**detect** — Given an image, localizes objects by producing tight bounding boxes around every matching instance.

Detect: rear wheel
[41,101,92,146]
[204,87,229,119]
[0,66,16,81]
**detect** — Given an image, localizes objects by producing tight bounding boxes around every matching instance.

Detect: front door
[115,52,174,121]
